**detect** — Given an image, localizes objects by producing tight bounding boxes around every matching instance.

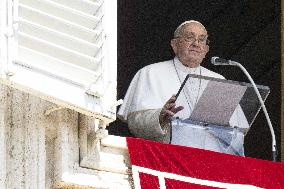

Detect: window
[0,0,117,122]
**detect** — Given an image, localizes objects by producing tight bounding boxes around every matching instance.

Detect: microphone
[211,56,238,66]
[211,56,277,161]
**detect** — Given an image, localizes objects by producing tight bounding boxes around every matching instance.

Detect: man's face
[171,23,209,67]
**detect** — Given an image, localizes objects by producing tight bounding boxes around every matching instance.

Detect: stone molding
[0,84,131,188]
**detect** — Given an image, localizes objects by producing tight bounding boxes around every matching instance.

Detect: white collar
[173,57,201,74]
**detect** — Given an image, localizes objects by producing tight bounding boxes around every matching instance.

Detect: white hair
[173,20,206,38]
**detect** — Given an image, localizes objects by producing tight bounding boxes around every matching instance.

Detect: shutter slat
[18,32,101,71]
[19,19,101,57]
[18,46,99,86]
[21,0,101,29]
[19,4,101,43]
[49,0,101,16]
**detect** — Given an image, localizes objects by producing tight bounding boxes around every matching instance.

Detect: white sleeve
[127,109,171,143]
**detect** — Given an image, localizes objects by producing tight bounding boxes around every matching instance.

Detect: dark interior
[108,0,281,161]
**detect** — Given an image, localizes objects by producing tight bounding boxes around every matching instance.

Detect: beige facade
[0,84,132,189]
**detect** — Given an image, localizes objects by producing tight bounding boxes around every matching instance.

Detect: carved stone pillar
[0,84,131,188]
[0,85,46,189]
[0,85,9,188]
[79,114,130,174]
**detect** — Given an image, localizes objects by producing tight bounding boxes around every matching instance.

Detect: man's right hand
[159,95,184,126]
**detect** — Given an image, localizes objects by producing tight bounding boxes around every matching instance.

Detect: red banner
[127,137,284,189]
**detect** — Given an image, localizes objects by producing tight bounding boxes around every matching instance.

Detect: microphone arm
[212,57,277,161]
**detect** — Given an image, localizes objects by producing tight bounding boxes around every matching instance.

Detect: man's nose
[191,38,200,46]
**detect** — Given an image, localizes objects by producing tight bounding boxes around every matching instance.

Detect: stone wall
[0,84,131,189]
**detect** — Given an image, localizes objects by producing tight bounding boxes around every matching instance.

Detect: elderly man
[118,20,248,155]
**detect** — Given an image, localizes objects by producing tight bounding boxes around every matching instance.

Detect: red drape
[127,137,284,189]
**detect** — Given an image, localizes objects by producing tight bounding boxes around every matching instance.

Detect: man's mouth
[189,50,201,53]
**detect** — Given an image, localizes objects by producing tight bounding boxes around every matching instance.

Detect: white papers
[189,80,247,126]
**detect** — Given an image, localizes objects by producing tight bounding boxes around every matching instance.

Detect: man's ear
[205,44,209,54]
[170,39,178,54]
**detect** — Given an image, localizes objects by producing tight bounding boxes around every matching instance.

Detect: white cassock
[118,57,249,155]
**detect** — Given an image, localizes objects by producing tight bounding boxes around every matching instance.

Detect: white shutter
[0,0,117,122]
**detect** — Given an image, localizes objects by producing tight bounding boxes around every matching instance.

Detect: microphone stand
[214,59,277,162]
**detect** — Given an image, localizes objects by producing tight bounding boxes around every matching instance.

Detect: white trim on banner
[132,165,263,189]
